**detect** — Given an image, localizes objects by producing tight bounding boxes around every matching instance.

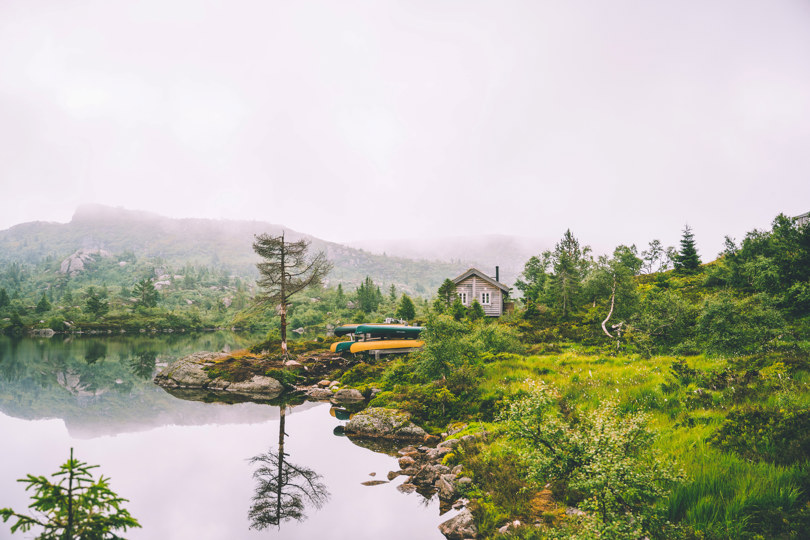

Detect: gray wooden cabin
[452,267,510,317]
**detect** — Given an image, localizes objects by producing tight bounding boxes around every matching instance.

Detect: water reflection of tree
[248,406,329,529]
[128,351,157,380]
[0,337,26,382]
[84,341,107,364]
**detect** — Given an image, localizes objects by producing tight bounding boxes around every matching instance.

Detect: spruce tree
[437,279,457,309]
[35,293,51,314]
[0,287,9,308]
[396,294,416,321]
[674,225,701,273]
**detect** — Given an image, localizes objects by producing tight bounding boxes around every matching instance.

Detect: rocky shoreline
[154,351,483,539]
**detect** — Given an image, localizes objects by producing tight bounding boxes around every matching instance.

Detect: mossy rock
[344,407,428,441]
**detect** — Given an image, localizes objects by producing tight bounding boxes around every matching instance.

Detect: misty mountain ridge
[0,204,534,293]
[348,234,553,285]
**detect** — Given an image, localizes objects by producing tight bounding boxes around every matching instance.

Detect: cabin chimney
[495,266,500,282]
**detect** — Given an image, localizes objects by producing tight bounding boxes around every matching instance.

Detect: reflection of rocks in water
[56,371,106,399]
[343,434,402,457]
[161,387,307,407]
[361,480,388,486]
[329,406,352,421]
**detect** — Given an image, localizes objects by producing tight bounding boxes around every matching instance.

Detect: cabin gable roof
[452,268,510,292]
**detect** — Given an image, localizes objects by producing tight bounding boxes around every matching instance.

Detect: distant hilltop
[0,204,498,294]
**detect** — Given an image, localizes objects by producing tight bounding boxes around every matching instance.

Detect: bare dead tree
[252,233,332,356]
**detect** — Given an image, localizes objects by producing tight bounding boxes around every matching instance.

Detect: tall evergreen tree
[548,230,589,318]
[674,225,701,273]
[0,287,9,308]
[85,287,109,318]
[396,294,416,321]
[436,279,457,310]
[335,283,345,305]
[356,277,383,313]
[35,293,51,314]
[133,279,159,308]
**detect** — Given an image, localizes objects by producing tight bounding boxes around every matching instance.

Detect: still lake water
[0,333,451,539]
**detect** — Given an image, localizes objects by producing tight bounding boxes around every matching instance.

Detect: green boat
[333,324,362,337]
[332,341,355,353]
[354,324,423,339]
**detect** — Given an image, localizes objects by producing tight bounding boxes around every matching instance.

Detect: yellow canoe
[330,339,424,354]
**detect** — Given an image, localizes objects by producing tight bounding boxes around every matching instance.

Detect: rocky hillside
[0,204,470,293]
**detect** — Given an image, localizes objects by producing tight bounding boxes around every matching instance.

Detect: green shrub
[711,408,810,465]
[501,381,684,538]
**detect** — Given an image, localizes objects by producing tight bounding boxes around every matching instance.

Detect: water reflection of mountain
[0,334,315,438]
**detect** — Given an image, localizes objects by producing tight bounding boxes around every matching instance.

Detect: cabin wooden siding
[455,276,503,316]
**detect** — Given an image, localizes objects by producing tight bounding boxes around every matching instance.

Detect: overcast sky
[1,0,809,258]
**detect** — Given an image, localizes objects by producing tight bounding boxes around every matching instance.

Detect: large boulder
[438,508,477,540]
[227,375,283,397]
[153,352,282,398]
[436,473,457,501]
[59,248,112,276]
[154,352,226,388]
[331,388,364,404]
[344,408,428,441]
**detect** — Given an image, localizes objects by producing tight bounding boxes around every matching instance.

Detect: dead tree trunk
[601,276,617,338]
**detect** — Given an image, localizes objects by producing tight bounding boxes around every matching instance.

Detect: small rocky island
[154,348,359,401]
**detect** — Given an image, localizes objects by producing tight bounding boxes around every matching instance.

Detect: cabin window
[481,292,491,305]
[458,292,467,305]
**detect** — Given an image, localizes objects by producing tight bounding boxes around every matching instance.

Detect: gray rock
[344,408,428,441]
[227,375,283,397]
[398,456,416,469]
[332,388,364,403]
[305,387,333,400]
[59,248,112,276]
[153,352,228,388]
[451,465,463,476]
[318,380,331,388]
[387,470,402,481]
[438,508,477,540]
[433,464,451,475]
[397,483,417,494]
[208,379,231,391]
[436,473,457,501]
[451,498,469,510]
[427,447,453,460]
[412,464,439,486]
[438,438,462,449]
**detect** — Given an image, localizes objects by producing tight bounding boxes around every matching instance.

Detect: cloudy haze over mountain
[1,0,809,259]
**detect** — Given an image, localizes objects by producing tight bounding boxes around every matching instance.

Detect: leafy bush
[696,293,785,356]
[501,381,683,538]
[711,408,810,465]
[415,313,479,380]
